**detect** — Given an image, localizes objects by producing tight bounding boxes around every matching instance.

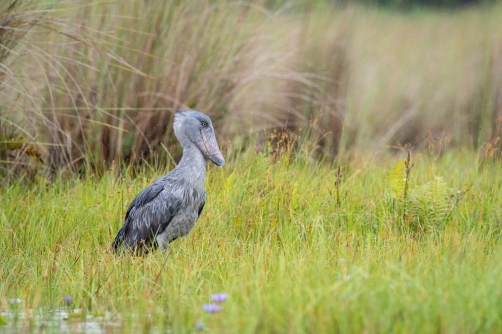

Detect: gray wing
[112,175,182,252]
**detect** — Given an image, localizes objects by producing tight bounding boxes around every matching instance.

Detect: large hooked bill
[198,127,225,167]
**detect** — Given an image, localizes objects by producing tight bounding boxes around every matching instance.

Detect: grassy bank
[1,146,502,333]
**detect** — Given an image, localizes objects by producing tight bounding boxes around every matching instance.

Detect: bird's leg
[156,233,170,251]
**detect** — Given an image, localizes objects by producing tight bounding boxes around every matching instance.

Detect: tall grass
[35,1,300,172]
[2,2,501,180]
[342,6,502,153]
[0,0,146,179]
[1,144,502,332]
[1,0,326,179]
[0,0,51,179]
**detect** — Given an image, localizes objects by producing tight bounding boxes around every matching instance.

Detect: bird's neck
[174,143,207,187]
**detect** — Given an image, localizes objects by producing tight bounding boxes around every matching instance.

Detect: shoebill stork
[111,109,225,254]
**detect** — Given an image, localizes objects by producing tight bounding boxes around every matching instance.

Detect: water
[1,308,122,334]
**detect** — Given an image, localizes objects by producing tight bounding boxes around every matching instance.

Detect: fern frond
[408,184,430,223]
[429,176,449,223]
[408,176,449,228]
[386,160,407,202]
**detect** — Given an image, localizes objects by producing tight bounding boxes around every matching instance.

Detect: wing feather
[197,201,205,218]
[112,175,182,253]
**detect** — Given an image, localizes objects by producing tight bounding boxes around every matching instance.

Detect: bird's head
[173,109,225,167]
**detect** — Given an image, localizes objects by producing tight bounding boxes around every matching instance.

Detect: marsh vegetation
[1,0,502,333]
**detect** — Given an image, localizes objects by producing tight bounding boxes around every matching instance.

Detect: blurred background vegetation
[0,0,501,181]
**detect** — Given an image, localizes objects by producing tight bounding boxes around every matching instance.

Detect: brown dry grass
[0,1,501,180]
[342,6,502,153]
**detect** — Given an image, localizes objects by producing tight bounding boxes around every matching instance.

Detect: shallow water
[1,308,122,334]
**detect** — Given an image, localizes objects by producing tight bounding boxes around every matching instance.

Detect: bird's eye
[201,122,208,127]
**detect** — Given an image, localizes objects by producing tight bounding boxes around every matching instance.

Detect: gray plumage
[111,109,225,254]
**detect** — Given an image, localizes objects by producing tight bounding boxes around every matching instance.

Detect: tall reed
[1,2,502,181]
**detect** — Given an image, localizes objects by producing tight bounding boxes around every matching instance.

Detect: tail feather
[111,226,152,256]
[111,227,125,250]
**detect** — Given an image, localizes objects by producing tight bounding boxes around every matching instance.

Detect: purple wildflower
[9,298,21,304]
[195,322,204,330]
[211,293,228,303]
[202,303,221,313]
[64,296,72,305]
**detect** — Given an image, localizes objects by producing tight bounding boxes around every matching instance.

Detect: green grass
[1,145,502,333]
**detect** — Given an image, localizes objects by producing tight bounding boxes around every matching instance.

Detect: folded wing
[112,176,182,253]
